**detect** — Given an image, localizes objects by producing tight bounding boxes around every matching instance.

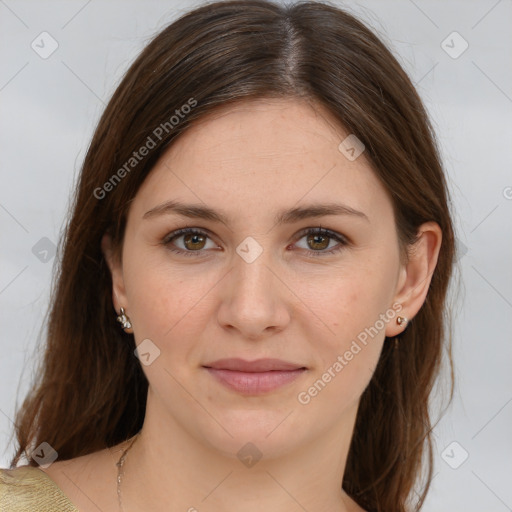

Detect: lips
[203,358,306,372]
[203,358,307,394]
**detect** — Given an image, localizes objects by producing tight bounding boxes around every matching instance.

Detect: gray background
[1,1,511,510]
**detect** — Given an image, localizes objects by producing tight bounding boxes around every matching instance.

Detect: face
[104,98,409,460]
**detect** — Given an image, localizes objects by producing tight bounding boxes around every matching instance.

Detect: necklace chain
[116,431,141,512]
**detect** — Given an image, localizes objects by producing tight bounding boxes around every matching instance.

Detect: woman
[0,1,455,511]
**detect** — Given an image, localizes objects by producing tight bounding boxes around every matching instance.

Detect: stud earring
[116,307,133,333]
[396,316,408,327]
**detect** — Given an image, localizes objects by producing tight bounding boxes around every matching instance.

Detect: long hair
[9,2,455,510]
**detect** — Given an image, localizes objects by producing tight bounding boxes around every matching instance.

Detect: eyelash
[162,226,348,258]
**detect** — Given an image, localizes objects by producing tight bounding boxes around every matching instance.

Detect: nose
[216,247,292,340]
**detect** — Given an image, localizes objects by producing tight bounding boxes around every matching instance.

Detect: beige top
[0,465,79,511]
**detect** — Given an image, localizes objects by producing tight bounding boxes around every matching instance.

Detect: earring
[116,307,133,333]
[396,316,408,327]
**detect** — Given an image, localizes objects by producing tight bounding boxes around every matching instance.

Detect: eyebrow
[143,200,369,225]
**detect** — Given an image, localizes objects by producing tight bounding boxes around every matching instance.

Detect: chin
[198,408,309,460]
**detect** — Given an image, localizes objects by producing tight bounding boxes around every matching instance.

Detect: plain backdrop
[1,1,511,510]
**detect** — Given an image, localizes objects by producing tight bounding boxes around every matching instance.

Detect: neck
[116,391,362,512]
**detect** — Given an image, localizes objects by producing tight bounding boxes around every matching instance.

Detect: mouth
[202,358,307,395]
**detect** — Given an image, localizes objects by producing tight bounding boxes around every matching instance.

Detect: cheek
[122,251,221,352]
[293,259,397,406]
[296,342,383,423]
[296,259,397,345]
[295,280,388,415]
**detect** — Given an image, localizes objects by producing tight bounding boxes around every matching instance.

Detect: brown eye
[306,233,330,251]
[163,228,217,257]
[183,233,207,250]
[294,227,348,257]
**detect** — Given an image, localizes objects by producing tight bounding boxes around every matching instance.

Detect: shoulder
[0,465,79,511]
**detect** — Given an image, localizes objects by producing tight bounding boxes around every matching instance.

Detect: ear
[101,233,128,313]
[385,221,442,337]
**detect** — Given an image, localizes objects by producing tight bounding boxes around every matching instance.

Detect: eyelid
[162,225,349,257]
[162,225,214,245]
[290,226,349,257]
[162,226,219,257]
[293,226,349,245]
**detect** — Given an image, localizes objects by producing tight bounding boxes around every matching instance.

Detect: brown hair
[9,1,455,510]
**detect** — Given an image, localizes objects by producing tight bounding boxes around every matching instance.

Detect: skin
[40,98,441,512]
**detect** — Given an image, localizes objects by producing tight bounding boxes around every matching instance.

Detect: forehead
[169,98,348,168]
[128,98,393,227]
